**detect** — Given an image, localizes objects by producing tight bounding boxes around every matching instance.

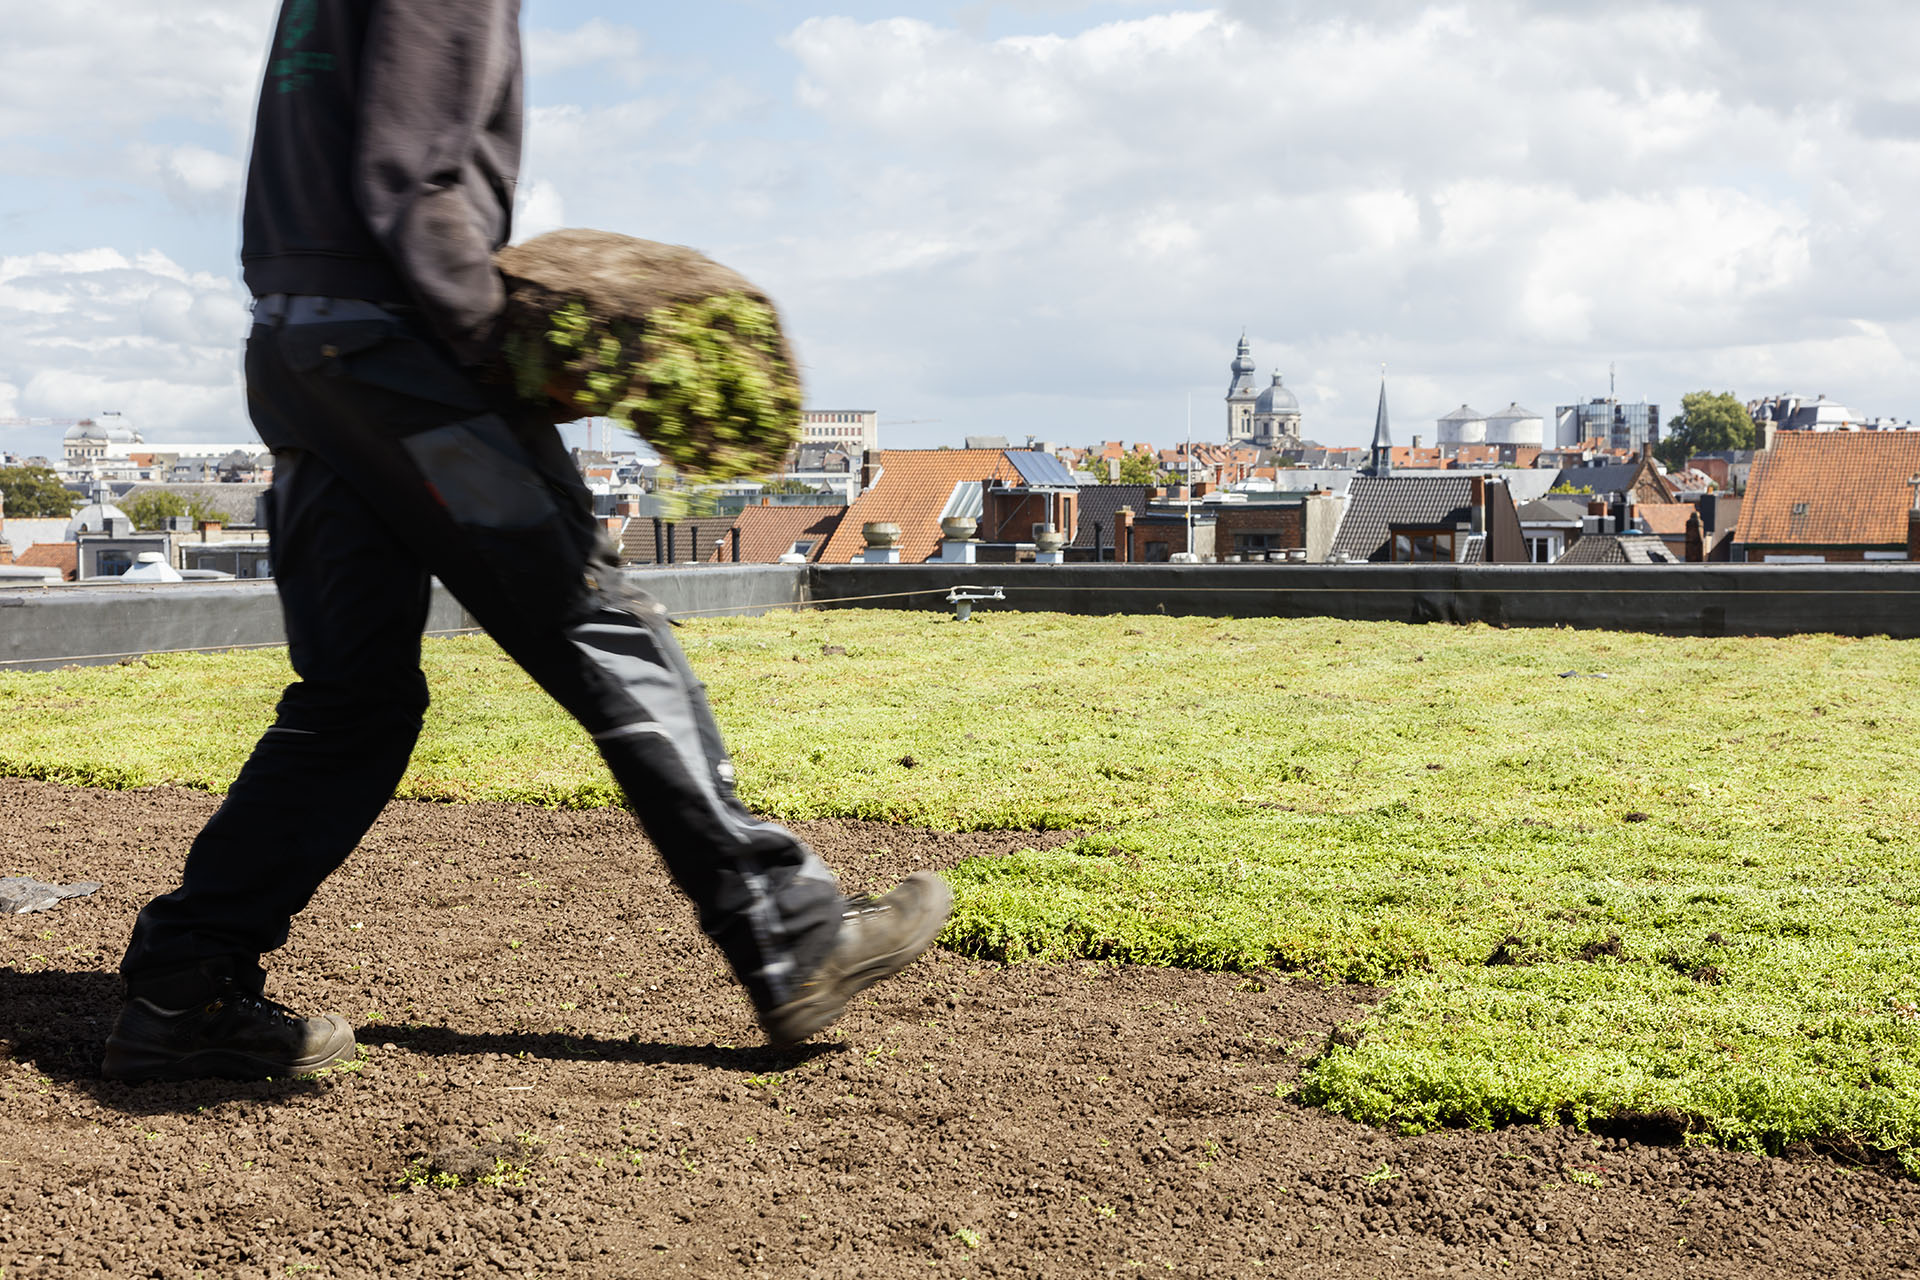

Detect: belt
[252,294,406,326]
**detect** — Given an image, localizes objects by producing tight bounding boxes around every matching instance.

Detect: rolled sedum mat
[491,229,802,480]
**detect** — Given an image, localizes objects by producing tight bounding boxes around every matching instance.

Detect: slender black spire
[1367,371,1393,477]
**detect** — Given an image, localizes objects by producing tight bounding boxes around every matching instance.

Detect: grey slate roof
[1517,497,1590,524]
[793,442,853,473]
[1370,382,1393,451]
[1550,462,1642,498]
[1329,475,1476,562]
[1556,533,1680,565]
[115,483,269,525]
[1070,485,1156,549]
[619,516,738,564]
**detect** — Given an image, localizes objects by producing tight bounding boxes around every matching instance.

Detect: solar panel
[1006,450,1078,488]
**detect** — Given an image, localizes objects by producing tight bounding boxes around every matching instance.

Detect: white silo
[1485,403,1544,446]
[1436,405,1486,445]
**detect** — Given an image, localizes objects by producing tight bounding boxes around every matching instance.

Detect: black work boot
[102,985,357,1082]
[760,872,953,1049]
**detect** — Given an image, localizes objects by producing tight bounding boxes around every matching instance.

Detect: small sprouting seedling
[507,940,523,951]
[953,1228,982,1249]
[1360,1162,1400,1185]
[476,1156,533,1189]
[1095,1204,1116,1219]
[1568,1169,1603,1188]
[397,1159,461,1190]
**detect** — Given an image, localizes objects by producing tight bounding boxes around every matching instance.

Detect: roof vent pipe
[861,521,901,564]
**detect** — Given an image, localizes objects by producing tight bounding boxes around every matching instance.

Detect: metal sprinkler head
[946,584,1004,622]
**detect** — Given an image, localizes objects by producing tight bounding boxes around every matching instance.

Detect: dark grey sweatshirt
[241,0,523,365]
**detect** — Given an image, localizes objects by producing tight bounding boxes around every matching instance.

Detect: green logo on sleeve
[272,0,334,94]
[282,0,318,47]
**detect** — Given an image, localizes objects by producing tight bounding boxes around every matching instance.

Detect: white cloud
[0,1,268,140]
[0,249,249,444]
[526,18,648,85]
[129,143,247,213]
[10,1,1920,450]
[513,179,568,244]
[727,4,1920,439]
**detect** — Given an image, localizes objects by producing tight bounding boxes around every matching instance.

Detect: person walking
[102,0,948,1082]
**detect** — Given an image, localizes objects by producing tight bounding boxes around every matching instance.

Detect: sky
[3,0,1919,463]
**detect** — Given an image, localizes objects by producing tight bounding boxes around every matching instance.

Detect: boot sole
[102,1017,358,1082]
[764,878,953,1048]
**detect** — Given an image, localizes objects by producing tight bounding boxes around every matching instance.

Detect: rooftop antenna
[1610,362,1617,402]
[1185,392,1195,556]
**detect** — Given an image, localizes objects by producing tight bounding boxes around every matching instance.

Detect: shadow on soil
[0,967,835,1116]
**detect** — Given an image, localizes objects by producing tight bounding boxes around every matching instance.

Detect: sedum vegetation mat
[4,611,1919,1173]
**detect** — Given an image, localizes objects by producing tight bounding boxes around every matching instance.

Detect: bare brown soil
[3,775,1919,1278]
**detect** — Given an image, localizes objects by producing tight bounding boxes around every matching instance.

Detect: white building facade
[801,410,879,455]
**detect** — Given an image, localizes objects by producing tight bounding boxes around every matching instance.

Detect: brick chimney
[860,449,877,493]
[198,520,223,540]
[1469,476,1487,534]
[1910,474,1920,561]
[1686,509,1705,562]
[1113,506,1135,564]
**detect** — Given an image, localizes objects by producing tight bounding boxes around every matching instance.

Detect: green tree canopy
[1111,452,1161,486]
[121,491,225,531]
[0,466,82,518]
[1656,391,1753,470]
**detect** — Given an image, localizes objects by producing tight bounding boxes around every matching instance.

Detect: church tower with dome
[1224,336,1303,447]
[1225,333,1258,441]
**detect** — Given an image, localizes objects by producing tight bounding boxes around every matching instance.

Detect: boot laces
[213,990,301,1026]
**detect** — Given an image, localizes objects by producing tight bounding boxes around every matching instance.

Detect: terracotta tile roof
[1735,431,1920,548]
[16,542,77,581]
[712,505,847,563]
[818,449,1024,564]
[1636,505,1699,536]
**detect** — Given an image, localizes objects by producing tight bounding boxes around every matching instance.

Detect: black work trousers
[120,301,841,1013]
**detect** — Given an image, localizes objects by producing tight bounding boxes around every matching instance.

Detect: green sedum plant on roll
[491,230,803,482]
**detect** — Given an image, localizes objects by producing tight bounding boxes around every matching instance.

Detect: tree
[758,477,820,495]
[0,466,82,518]
[1111,452,1161,486]
[122,491,224,530]
[1655,391,1753,470]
